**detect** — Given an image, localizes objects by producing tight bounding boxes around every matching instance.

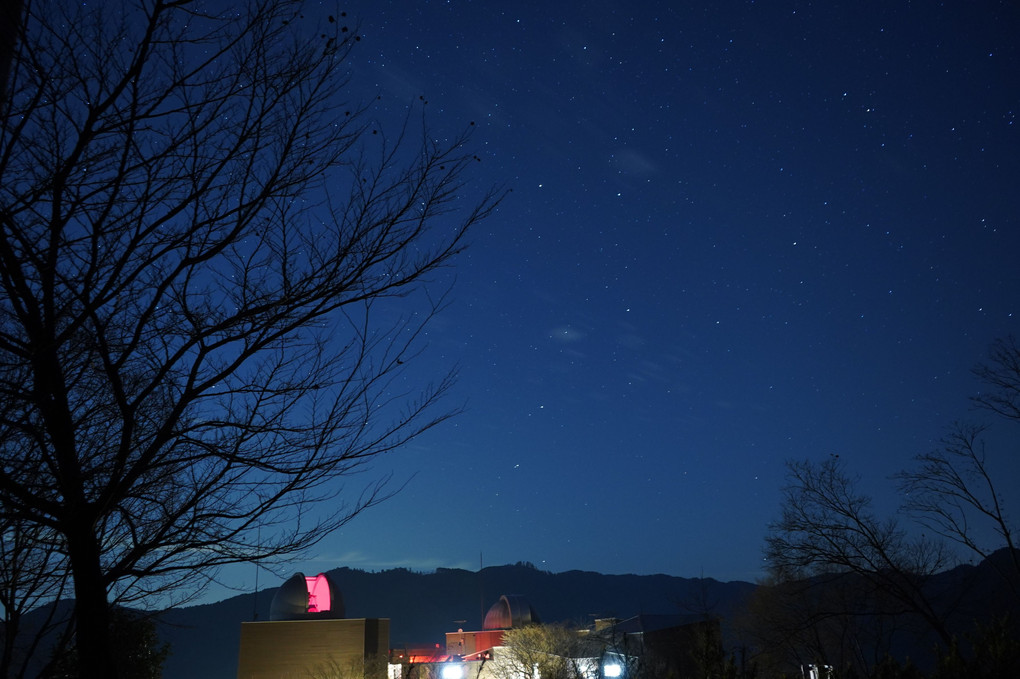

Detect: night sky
[235,0,1020,592]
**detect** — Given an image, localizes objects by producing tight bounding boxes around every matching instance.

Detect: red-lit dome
[269,572,345,621]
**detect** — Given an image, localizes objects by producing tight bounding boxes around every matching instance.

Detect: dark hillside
[158,564,754,679]
[18,552,1014,679]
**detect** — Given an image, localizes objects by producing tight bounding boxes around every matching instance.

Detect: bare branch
[765,458,953,645]
[972,335,1020,421]
[895,335,1020,598]
[0,1,500,675]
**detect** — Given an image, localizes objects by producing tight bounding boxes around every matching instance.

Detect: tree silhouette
[492,625,593,679]
[759,337,1020,676]
[764,457,954,647]
[897,336,1020,600]
[0,517,70,679]
[42,608,169,679]
[0,1,498,676]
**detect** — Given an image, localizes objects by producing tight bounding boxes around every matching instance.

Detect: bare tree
[0,0,498,676]
[971,335,1020,420]
[759,339,1020,675]
[764,458,954,646]
[491,625,594,679]
[0,0,25,108]
[41,607,169,679]
[897,337,1020,597]
[741,567,914,678]
[0,518,71,679]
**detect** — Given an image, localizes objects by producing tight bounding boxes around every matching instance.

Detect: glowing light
[440,664,464,679]
[604,663,623,677]
[304,573,332,613]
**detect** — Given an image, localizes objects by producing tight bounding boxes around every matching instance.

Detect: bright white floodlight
[604,663,623,677]
[440,664,464,679]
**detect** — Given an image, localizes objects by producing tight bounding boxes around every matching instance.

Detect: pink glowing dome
[269,572,345,621]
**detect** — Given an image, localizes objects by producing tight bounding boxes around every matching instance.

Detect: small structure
[595,614,724,678]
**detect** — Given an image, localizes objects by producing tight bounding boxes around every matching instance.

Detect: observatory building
[235,575,711,679]
[445,594,541,660]
[236,572,388,679]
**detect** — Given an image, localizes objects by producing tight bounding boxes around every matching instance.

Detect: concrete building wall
[237,618,389,679]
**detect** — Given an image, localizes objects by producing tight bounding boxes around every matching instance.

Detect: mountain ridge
[11,551,1015,678]
[158,563,756,679]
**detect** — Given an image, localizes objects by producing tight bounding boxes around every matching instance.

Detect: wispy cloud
[309,550,476,573]
[549,325,586,343]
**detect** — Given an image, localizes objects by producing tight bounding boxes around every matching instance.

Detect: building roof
[604,614,708,634]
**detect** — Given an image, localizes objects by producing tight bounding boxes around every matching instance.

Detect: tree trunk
[0,0,25,105]
[66,523,115,678]
[0,608,16,679]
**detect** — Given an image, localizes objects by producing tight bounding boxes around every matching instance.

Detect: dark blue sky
[243,0,1020,588]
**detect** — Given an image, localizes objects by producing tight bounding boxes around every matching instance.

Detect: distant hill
[157,563,756,679]
[15,551,1015,679]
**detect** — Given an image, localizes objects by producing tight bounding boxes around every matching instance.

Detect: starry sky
[235,0,1020,591]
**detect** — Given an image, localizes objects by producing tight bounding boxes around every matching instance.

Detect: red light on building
[304,573,332,613]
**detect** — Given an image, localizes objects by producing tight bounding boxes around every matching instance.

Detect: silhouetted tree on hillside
[765,457,954,647]
[897,336,1020,601]
[0,0,498,676]
[758,337,1020,676]
[0,518,70,679]
[41,608,168,679]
